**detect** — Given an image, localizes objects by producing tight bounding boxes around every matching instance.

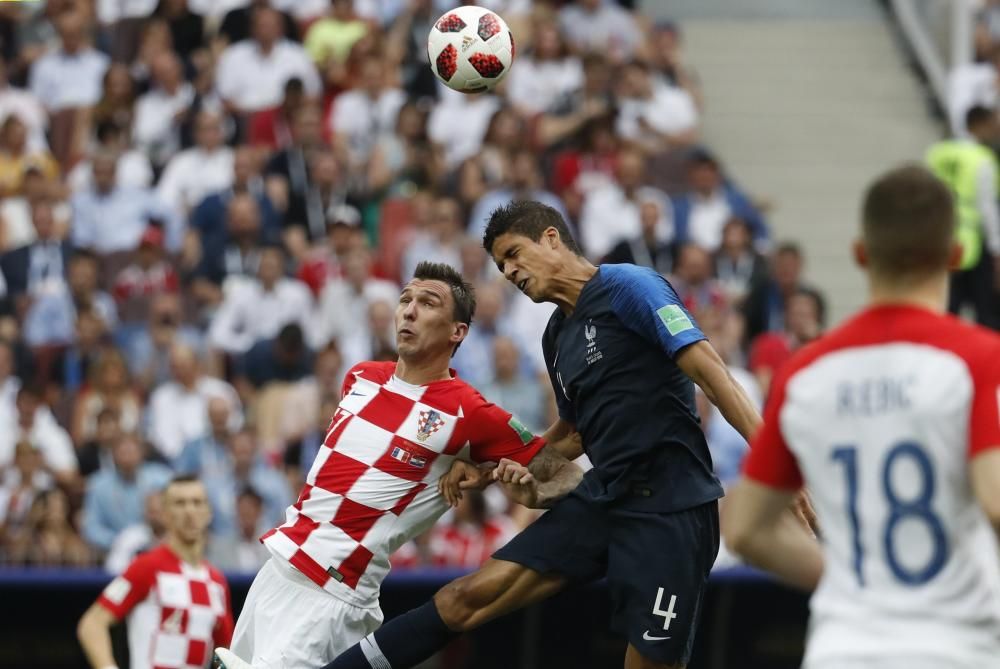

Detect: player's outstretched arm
[971,450,1000,535]
[494,446,583,509]
[542,418,583,460]
[676,340,761,441]
[721,478,823,592]
[77,602,119,669]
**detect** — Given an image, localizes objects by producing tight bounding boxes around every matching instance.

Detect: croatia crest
[416,409,446,442]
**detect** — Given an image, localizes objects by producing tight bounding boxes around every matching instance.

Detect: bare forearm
[707,370,762,442]
[541,419,582,460]
[729,512,823,592]
[77,611,117,669]
[526,445,584,508]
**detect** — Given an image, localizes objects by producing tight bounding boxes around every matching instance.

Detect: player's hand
[438,460,495,507]
[493,458,542,508]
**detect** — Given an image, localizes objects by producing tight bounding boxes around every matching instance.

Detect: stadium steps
[641,0,945,323]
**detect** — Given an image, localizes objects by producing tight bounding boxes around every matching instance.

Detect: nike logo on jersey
[349,391,366,397]
[642,631,671,642]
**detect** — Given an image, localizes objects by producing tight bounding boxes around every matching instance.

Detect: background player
[722,164,1000,669]
[317,200,766,669]
[77,474,233,669]
[215,262,582,669]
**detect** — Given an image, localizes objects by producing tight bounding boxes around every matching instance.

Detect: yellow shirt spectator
[304,17,368,65]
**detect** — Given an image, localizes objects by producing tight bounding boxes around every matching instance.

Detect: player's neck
[867,274,948,313]
[166,535,204,566]
[394,356,453,386]
[551,257,598,315]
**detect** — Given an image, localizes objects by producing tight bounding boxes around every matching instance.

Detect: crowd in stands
[0,0,828,573]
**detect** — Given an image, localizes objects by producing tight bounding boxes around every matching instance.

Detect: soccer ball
[427,6,514,94]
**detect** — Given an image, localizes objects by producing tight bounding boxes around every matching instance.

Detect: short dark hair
[966,105,995,132]
[165,473,202,492]
[411,262,476,326]
[790,287,827,327]
[482,200,583,257]
[861,164,954,280]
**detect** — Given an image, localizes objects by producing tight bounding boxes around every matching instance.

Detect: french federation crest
[416,409,446,442]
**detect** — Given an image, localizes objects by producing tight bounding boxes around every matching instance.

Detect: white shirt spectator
[70,186,182,253]
[157,147,234,216]
[507,58,584,115]
[0,82,48,151]
[208,277,314,355]
[133,82,195,162]
[148,376,241,460]
[579,185,672,260]
[104,522,154,574]
[399,233,463,289]
[96,0,158,23]
[687,190,733,252]
[559,1,641,61]
[313,276,400,350]
[29,47,110,111]
[271,0,329,21]
[330,88,406,164]
[428,88,500,167]
[188,0,249,20]
[947,62,997,138]
[616,84,698,142]
[1,198,71,251]
[67,150,153,194]
[216,39,321,113]
[0,405,77,474]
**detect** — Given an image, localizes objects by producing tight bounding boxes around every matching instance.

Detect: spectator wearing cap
[602,196,676,276]
[295,203,366,296]
[157,110,235,219]
[1,199,70,313]
[28,8,110,113]
[66,120,154,195]
[0,115,59,199]
[208,245,314,356]
[313,243,398,351]
[558,0,642,63]
[80,433,172,551]
[23,251,118,348]
[69,151,182,255]
[215,5,321,115]
[132,50,196,170]
[147,343,242,461]
[282,150,350,259]
[0,385,77,486]
[672,150,768,251]
[111,226,180,323]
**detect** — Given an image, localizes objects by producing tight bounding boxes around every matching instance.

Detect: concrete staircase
[641,0,945,323]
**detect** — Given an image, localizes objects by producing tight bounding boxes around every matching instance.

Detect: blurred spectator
[304,0,369,66]
[672,149,767,251]
[248,76,304,151]
[0,441,54,559]
[0,58,48,153]
[123,293,204,395]
[157,109,235,218]
[133,50,196,170]
[207,486,271,571]
[10,487,92,566]
[96,0,158,63]
[191,193,270,305]
[296,204,367,296]
[0,115,59,197]
[748,287,826,396]
[367,100,443,199]
[713,217,768,306]
[400,195,464,282]
[28,8,110,113]
[549,111,618,202]
[670,243,726,314]
[558,0,642,63]
[452,282,508,388]
[91,63,137,132]
[215,6,321,115]
[66,120,154,194]
[1,199,69,312]
[70,349,141,446]
[147,343,242,460]
[23,250,117,347]
[81,433,171,551]
[174,396,233,476]
[428,88,501,168]
[507,22,583,116]
[428,489,515,568]
[217,1,299,46]
[645,21,702,110]
[339,297,398,367]
[948,44,1000,138]
[69,151,182,254]
[153,0,206,64]
[477,106,530,187]
[264,103,327,215]
[104,490,165,574]
[384,0,441,99]
[0,165,71,253]
[208,245,314,356]
[111,226,180,323]
[468,149,569,240]
[603,196,676,275]
[536,53,613,151]
[283,150,350,257]
[331,57,406,171]
[48,308,111,400]
[238,323,313,390]
[75,407,121,477]
[0,339,20,410]
[578,148,671,260]
[480,336,545,434]
[742,241,809,344]
[614,60,698,151]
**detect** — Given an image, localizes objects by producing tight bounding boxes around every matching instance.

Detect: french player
[215,262,583,669]
[722,165,1000,669]
[314,200,767,669]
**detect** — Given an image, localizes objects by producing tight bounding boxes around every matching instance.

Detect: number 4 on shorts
[652,588,677,631]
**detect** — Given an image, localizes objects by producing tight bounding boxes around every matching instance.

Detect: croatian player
[311,200,764,669]
[215,262,582,668]
[722,165,1000,669]
[78,474,233,669]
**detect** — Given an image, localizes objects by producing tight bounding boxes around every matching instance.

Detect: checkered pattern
[262,361,546,607]
[97,545,233,669]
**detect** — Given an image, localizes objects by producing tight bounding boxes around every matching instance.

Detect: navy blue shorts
[493,495,719,666]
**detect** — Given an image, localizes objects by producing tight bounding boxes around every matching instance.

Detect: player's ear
[947,242,963,271]
[544,227,560,249]
[851,239,868,269]
[451,321,469,345]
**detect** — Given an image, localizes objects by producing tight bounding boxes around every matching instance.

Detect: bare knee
[433,573,494,632]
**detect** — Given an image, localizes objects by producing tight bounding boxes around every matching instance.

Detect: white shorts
[230,558,383,668]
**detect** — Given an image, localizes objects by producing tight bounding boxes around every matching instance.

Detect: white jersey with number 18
[744,305,1000,669]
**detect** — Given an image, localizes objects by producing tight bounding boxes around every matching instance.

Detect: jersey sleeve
[741,365,803,490]
[969,342,1000,457]
[96,552,158,620]
[603,265,706,358]
[467,402,546,465]
[212,573,235,649]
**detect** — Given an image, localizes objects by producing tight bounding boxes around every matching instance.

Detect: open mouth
[517,278,529,291]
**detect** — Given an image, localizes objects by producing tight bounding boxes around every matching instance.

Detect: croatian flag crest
[416,409,446,442]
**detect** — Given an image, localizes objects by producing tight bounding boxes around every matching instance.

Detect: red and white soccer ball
[427,6,514,94]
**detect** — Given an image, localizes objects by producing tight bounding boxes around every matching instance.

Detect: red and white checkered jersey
[743,305,1000,667]
[262,361,546,606]
[97,544,233,669]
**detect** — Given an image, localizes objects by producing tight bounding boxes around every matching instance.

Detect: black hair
[411,261,476,326]
[966,105,995,132]
[482,200,582,257]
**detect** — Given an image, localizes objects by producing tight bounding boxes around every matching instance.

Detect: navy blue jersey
[542,264,724,512]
